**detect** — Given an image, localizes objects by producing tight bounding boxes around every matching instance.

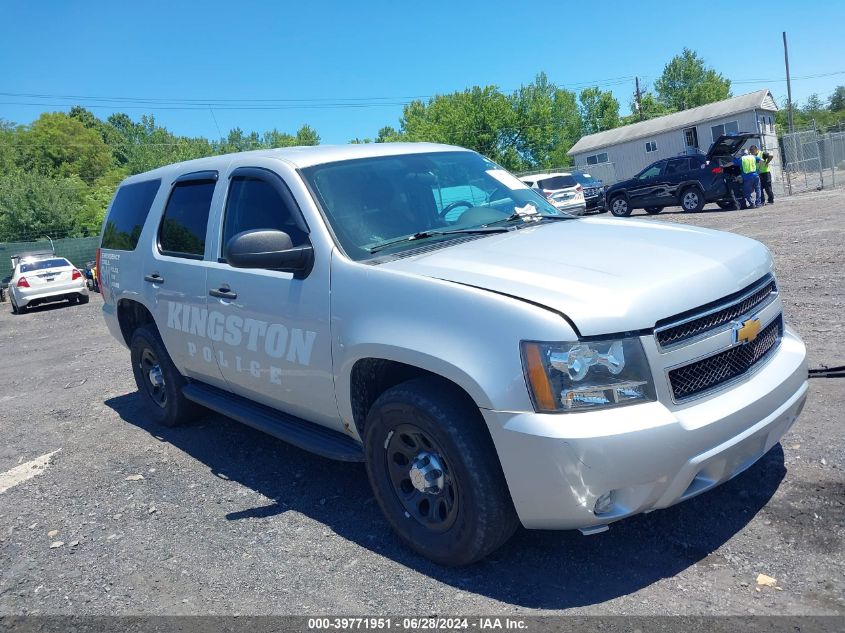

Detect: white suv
[519,172,586,215]
[98,143,807,566]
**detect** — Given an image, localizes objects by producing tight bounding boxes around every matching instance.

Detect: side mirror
[226,229,313,276]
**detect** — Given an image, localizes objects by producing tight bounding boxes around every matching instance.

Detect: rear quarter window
[101,179,162,250]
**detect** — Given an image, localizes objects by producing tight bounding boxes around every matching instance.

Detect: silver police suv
[99,143,807,566]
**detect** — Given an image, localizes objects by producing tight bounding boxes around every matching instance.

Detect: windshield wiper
[368,227,510,253]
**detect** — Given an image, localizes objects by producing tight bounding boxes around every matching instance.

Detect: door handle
[209,287,237,300]
[144,273,164,284]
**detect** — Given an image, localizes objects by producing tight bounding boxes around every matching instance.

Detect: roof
[123,142,467,184]
[568,90,777,156]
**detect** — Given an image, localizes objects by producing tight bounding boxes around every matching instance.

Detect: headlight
[521,337,656,413]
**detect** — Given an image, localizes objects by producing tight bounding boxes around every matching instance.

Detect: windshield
[572,172,599,186]
[302,151,565,260]
[20,258,71,273]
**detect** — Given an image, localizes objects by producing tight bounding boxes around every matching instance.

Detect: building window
[645,141,658,153]
[683,127,699,149]
[586,152,609,165]
[711,120,739,141]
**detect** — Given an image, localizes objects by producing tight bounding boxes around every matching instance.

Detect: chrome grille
[655,276,777,349]
[668,316,782,401]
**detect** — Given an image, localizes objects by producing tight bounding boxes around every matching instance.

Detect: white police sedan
[9,254,89,314]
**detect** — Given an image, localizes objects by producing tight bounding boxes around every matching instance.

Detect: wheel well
[117,299,157,346]
[349,359,478,439]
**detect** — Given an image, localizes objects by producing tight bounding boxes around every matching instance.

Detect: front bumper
[482,327,807,530]
[552,200,587,215]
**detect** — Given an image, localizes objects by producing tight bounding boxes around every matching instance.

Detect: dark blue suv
[605,133,757,217]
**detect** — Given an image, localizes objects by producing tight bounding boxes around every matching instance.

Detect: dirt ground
[0,190,843,616]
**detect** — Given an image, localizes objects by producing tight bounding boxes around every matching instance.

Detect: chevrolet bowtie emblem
[735,317,762,344]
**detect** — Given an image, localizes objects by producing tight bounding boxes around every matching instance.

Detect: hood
[706,133,760,161]
[380,218,773,336]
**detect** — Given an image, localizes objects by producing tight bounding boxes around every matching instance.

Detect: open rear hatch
[706,133,760,161]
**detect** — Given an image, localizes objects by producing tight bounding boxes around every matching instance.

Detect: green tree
[0,170,86,241]
[21,112,112,183]
[399,86,517,167]
[375,126,403,143]
[263,129,296,147]
[76,168,128,234]
[803,93,824,113]
[295,124,320,146]
[654,48,731,111]
[829,86,845,112]
[579,87,621,135]
[510,72,582,168]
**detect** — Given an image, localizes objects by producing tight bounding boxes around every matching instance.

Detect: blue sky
[2,0,844,144]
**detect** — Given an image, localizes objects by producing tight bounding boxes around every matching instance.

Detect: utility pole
[635,76,643,121]
[783,31,794,133]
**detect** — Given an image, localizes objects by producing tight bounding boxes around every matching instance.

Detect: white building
[567,89,779,185]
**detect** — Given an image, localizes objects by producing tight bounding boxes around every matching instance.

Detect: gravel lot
[0,190,843,616]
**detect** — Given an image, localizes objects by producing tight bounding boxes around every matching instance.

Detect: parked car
[605,133,758,217]
[570,169,606,213]
[8,253,89,313]
[100,143,806,566]
[518,172,586,215]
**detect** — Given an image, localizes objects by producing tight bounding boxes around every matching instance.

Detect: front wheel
[130,325,200,427]
[680,187,705,212]
[364,377,518,566]
[644,206,663,215]
[609,195,632,217]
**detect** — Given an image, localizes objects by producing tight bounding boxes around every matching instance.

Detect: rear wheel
[77,294,90,304]
[716,200,736,210]
[680,187,705,212]
[609,195,632,217]
[644,206,663,215]
[364,377,518,566]
[130,325,200,427]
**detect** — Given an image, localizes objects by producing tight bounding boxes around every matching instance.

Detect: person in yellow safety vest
[734,147,762,209]
[756,147,774,205]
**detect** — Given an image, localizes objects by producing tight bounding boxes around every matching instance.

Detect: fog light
[594,491,615,515]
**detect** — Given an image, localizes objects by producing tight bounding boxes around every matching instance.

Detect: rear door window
[158,176,217,259]
[101,179,161,250]
[665,159,690,176]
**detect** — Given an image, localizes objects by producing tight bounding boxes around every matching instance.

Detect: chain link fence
[780,124,845,195]
[0,236,99,282]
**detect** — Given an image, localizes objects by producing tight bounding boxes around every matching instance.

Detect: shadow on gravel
[106,392,786,610]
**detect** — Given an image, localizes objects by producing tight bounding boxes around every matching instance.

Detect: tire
[680,187,705,213]
[363,376,519,566]
[77,294,90,304]
[716,200,736,210]
[609,195,632,217]
[130,325,200,427]
[644,206,663,215]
